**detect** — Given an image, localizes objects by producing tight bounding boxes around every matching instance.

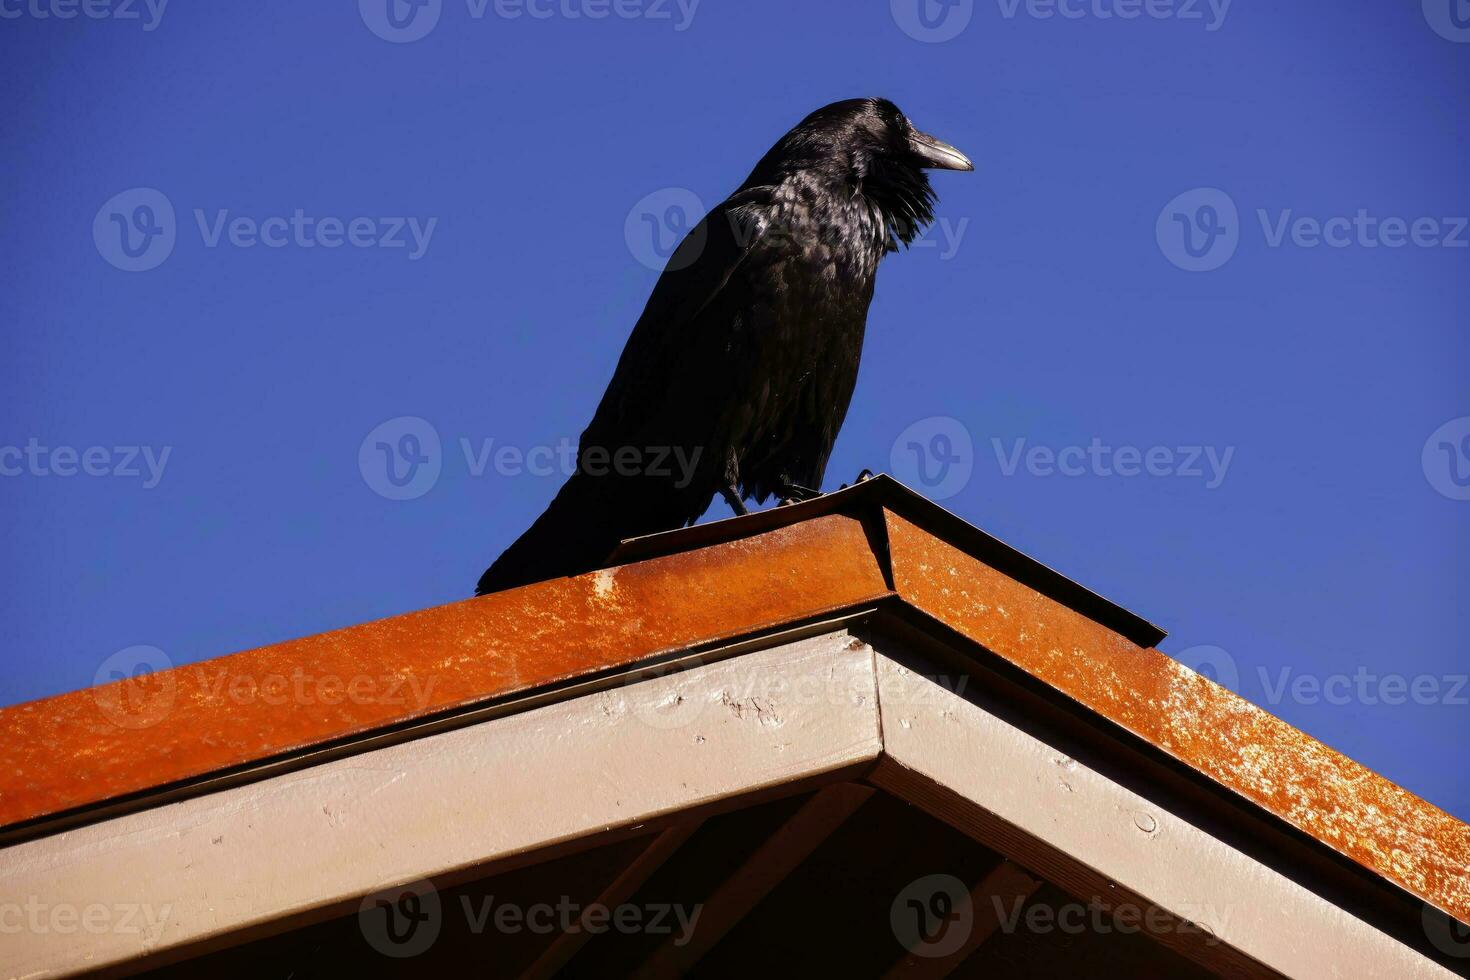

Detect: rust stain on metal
[884,509,1470,927]
[0,514,891,832]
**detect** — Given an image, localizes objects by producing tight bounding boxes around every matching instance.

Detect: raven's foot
[774,483,822,507]
[839,469,877,490]
[721,485,750,517]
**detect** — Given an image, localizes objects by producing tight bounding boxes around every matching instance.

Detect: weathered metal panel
[884,508,1470,929]
[0,515,891,832]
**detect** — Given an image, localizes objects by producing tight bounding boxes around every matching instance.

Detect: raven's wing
[581,187,773,450]
[475,189,774,596]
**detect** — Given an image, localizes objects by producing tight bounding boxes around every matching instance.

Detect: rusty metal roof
[2,475,1466,930]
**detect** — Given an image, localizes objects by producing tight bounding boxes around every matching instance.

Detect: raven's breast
[726,177,887,500]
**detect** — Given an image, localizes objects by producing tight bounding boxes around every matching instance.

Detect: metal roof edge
[608,474,1167,648]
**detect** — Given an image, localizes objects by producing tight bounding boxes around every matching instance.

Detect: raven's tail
[475,472,625,595]
[476,467,710,595]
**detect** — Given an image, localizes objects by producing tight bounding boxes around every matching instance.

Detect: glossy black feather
[477,98,959,595]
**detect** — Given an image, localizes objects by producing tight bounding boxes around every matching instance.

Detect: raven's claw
[721,485,750,517]
[774,483,823,504]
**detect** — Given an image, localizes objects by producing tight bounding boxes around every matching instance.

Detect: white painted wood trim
[870,646,1454,980]
[0,631,882,979]
[0,630,1449,979]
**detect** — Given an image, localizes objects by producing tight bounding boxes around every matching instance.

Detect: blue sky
[1,0,1466,819]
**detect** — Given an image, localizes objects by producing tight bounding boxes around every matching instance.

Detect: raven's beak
[908,129,974,171]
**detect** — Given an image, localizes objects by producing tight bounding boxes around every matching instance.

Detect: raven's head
[747,98,973,250]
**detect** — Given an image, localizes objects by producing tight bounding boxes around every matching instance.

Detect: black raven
[477,98,971,595]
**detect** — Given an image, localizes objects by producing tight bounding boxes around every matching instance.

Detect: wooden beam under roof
[632,783,875,978]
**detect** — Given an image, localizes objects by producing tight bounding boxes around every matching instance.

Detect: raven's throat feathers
[860,156,939,252]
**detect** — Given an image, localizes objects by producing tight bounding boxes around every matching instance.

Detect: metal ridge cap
[608,474,1166,648]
